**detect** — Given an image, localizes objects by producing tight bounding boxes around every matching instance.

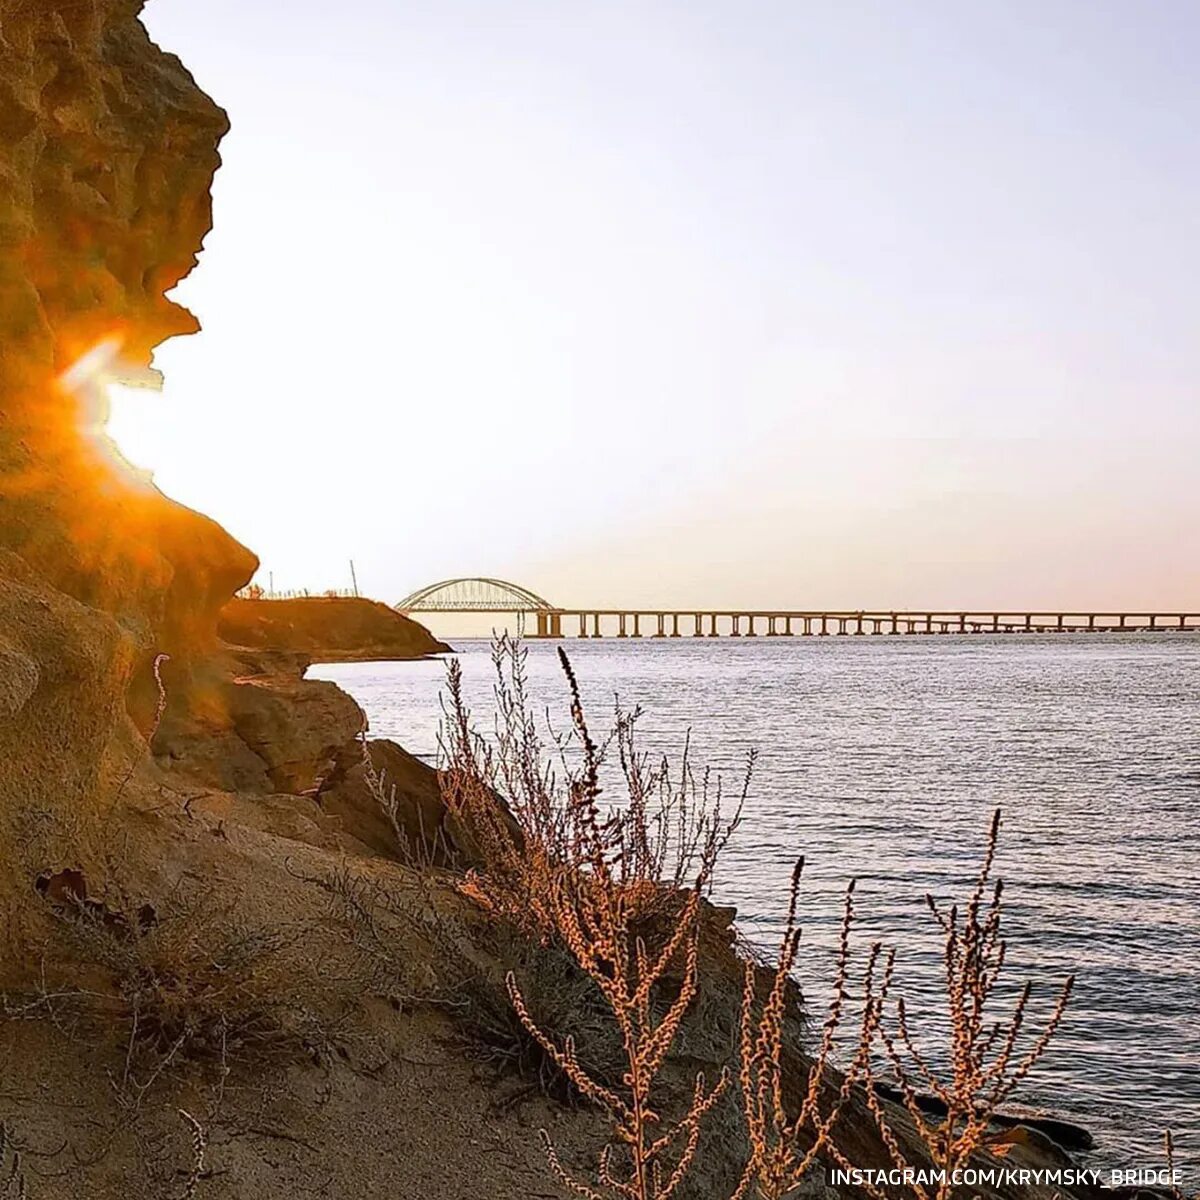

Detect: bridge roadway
[530,610,1200,638]
[392,580,1198,639]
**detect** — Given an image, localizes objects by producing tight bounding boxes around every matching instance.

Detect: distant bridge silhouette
[396,579,1200,638]
[395,577,556,614]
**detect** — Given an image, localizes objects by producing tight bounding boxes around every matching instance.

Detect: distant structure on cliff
[394,578,1200,640]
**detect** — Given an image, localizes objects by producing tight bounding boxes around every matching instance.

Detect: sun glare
[104,384,168,473]
[59,336,167,475]
[60,335,124,394]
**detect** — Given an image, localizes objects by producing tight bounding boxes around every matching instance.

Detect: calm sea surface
[311,635,1200,1168]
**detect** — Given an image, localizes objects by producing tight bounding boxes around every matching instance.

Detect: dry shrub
[847,809,1074,1200]
[441,639,747,1200]
[442,643,1081,1200]
[9,882,319,1105]
[734,862,888,1200]
[459,936,623,1105]
[440,636,747,941]
[508,888,728,1200]
[318,857,479,1017]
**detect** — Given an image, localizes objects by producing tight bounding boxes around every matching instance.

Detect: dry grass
[849,809,1074,1200]
[733,862,888,1200]
[440,636,747,941]
[358,733,456,869]
[7,881,320,1111]
[441,639,744,1199]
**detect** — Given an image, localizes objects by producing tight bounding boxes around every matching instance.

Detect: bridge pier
[533,611,564,639]
[693,613,703,637]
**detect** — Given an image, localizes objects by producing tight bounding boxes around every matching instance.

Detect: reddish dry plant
[445,646,1077,1200]
[734,861,892,1200]
[439,636,746,941]
[177,1109,207,1200]
[442,638,742,1200]
[506,887,726,1200]
[852,809,1075,1200]
[1164,1131,1198,1200]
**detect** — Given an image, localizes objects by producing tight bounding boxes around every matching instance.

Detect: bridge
[395,579,1200,638]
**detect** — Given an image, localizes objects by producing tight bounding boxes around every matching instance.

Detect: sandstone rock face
[0,0,257,671]
[0,0,257,845]
[219,596,450,662]
[322,737,452,861]
[0,0,227,391]
[0,548,135,875]
[0,634,38,718]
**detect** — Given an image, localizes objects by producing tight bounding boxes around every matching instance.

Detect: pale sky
[109,0,1200,612]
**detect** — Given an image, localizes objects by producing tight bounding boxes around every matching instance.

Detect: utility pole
[349,559,359,598]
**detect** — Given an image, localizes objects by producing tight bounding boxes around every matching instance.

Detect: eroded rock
[219,596,449,662]
[0,635,38,716]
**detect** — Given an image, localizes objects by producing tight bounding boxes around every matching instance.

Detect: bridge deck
[397,605,1199,637]
[535,610,1199,637]
[392,581,1197,637]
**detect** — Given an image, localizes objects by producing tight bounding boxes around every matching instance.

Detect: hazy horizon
[108,0,1200,610]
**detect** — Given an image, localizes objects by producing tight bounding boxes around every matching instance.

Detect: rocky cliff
[0,0,462,938]
[219,595,450,662]
[0,0,262,890]
[0,0,444,869]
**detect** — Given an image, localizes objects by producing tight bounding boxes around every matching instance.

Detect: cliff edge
[218,595,450,661]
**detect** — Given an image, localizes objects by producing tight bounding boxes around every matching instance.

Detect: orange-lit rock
[219,595,450,662]
[0,0,257,833]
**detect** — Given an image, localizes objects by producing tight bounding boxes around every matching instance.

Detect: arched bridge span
[395,577,557,614]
